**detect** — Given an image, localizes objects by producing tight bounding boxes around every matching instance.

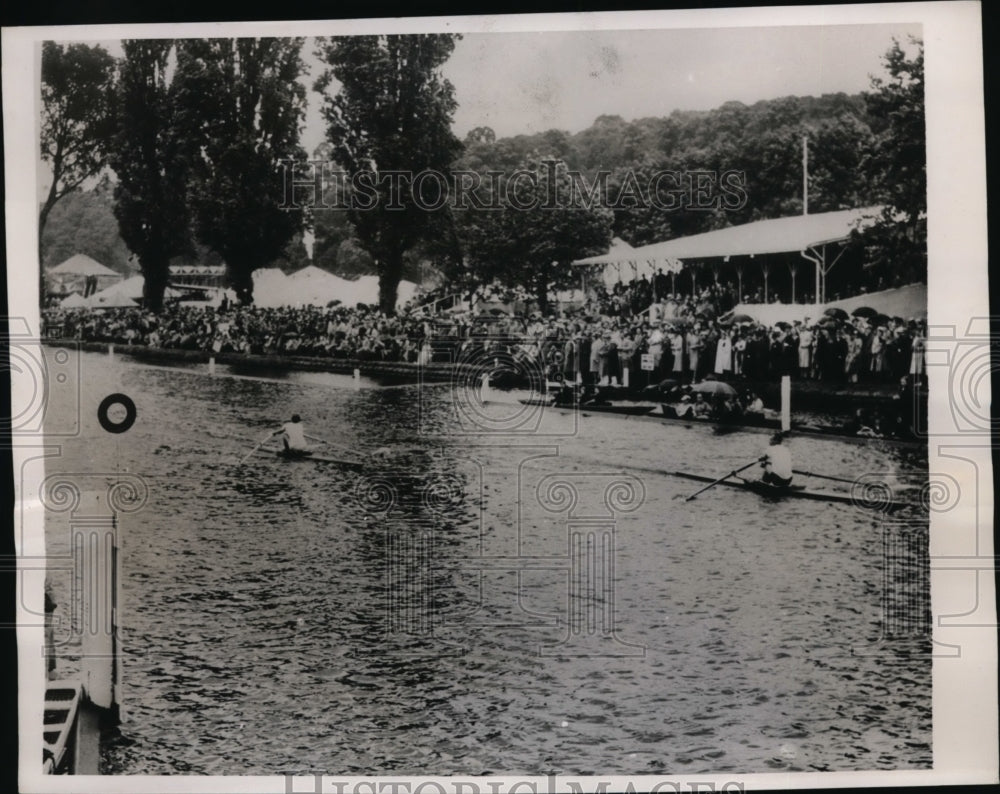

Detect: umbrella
[729,314,755,324]
[874,314,891,326]
[851,306,878,318]
[691,380,737,397]
[818,316,839,327]
[824,307,849,320]
[774,321,791,330]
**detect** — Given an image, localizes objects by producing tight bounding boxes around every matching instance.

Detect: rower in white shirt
[758,432,793,488]
[272,414,311,457]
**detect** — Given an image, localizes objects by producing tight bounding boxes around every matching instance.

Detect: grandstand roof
[573,207,882,268]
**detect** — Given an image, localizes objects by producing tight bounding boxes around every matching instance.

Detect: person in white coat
[714,329,733,375]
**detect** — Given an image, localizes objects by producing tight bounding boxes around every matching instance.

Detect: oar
[304,433,361,456]
[679,459,762,502]
[792,468,858,485]
[305,433,349,449]
[236,431,274,466]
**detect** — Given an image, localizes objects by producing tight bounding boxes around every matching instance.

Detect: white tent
[88,292,137,309]
[396,280,419,307]
[724,283,927,327]
[284,266,359,306]
[825,283,926,319]
[571,236,654,288]
[47,253,123,295]
[348,275,380,306]
[59,293,90,308]
[85,275,181,306]
[252,268,420,309]
[251,269,292,308]
[48,253,120,278]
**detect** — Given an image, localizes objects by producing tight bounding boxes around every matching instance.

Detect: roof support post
[800,249,821,305]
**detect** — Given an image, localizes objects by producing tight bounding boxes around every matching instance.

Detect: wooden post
[781,375,791,432]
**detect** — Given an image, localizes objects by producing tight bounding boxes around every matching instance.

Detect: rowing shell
[671,471,916,510]
[255,447,365,469]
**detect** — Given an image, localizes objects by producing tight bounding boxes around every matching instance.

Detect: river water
[41,349,931,775]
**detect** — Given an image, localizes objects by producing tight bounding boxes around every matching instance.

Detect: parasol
[690,380,737,397]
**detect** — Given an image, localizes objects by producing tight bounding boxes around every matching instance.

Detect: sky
[46,23,921,193]
[301,23,922,152]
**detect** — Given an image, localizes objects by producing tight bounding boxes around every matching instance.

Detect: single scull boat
[670,471,919,511]
[254,446,365,469]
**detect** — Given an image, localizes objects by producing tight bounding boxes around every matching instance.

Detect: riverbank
[43,338,912,414]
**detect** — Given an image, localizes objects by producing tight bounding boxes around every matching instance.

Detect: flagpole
[802,135,809,215]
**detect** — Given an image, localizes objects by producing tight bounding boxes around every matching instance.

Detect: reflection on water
[43,351,931,775]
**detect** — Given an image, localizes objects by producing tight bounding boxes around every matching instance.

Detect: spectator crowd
[41,276,927,388]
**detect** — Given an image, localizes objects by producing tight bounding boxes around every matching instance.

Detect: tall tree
[39,42,116,267]
[455,159,613,313]
[315,34,463,314]
[108,40,194,311]
[174,38,308,303]
[855,37,926,285]
[41,178,132,274]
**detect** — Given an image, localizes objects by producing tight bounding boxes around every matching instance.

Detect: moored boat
[518,397,656,416]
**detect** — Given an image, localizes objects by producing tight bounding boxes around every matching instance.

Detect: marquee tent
[59,292,90,308]
[284,266,358,306]
[84,276,182,306]
[87,291,137,309]
[721,282,927,327]
[825,282,926,320]
[572,237,661,288]
[48,253,120,278]
[572,207,883,303]
[46,253,123,294]
[251,269,292,308]
[249,267,419,309]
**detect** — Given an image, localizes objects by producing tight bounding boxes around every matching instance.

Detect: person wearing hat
[272,414,311,456]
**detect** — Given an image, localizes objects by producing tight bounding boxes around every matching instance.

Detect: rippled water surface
[43,350,931,775]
